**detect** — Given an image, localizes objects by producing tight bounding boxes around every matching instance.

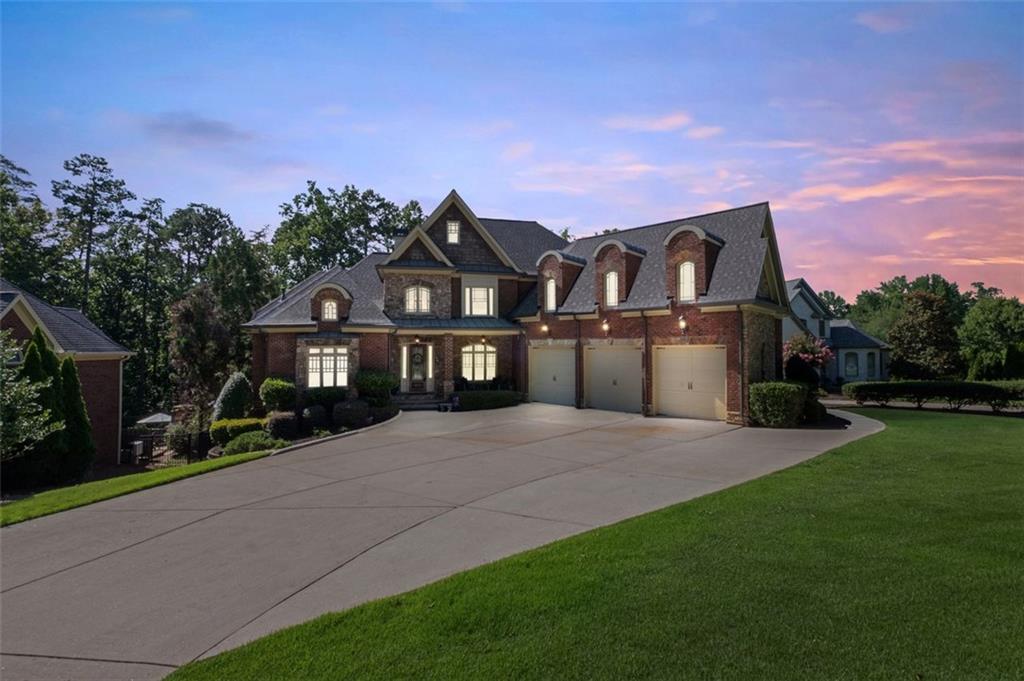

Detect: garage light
[678,316,687,332]
[601,319,610,332]
[540,324,549,333]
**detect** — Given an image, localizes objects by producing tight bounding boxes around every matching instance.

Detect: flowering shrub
[783,333,834,369]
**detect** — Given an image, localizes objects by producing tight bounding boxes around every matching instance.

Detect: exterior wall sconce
[678,316,687,332]
[413,336,420,344]
[480,336,486,343]
[601,319,610,332]
[540,324,549,333]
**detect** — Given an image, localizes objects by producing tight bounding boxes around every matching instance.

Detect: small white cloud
[501,141,535,161]
[604,111,691,132]
[687,126,724,140]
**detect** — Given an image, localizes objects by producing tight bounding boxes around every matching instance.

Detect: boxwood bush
[302,404,329,433]
[354,370,399,407]
[749,382,807,428]
[304,387,349,412]
[333,399,370,430]
[224,431,288,456]
[454,390,522,411]
[259,378,297,412]
[370,404,400,423]
[210,417,266,446]
[843,380,1024,413]
[212,372,252,422]
[265,411,298,440]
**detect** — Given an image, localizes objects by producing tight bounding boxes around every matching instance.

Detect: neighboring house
[0,279,131,465]
[245,191,790,424]
[826,319,889,384]
[783,277,888,385]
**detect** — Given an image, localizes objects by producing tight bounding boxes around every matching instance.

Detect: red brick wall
[266,333,298,380]
[75,358,122,466]
[666,231,715,300]
[310,288,351,333]
[595,245,625,309]
[1,310,33,342]
[454,335,517,386]
[538,255,583,311]
[360,333,390,371]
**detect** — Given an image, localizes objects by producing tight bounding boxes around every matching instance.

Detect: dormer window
[447,220,460,244]
[544,277,557,312]
[404,285,430,313]
[678,261,696,302]
[604,271,619,307]
[321,299,338,321]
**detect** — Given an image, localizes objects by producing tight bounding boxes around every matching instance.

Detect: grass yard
[0,450,273,527]
[169,410,1023,681]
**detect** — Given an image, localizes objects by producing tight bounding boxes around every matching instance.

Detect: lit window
[604,271,619,307]
[321,299,338,321]
[678,261,696,302]
[404,286,430,313]
[465,286,494,316]
[461,344,496,382]
[307,347,349,388]
[844,352,859,378]
[447,220,460,244]
[544,277,557,312]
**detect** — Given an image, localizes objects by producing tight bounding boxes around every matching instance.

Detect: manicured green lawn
[0,450,273,527]
[170,410,1023,681]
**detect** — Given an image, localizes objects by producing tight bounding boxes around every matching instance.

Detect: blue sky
[3,2,1022,298]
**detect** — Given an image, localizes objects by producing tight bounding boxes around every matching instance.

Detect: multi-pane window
[465,286,494,316]
[447,220,460,244]
[544,277,557,312]
[321,299,338,321]
[404,286,430,313]
[844,352,859,378]
[307,347,348,388]
[604,271,619,307]
[461,344,496,381]
[678,261,696,302]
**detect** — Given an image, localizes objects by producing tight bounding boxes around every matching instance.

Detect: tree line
[817,275,1023,380]
[0,154,422,423]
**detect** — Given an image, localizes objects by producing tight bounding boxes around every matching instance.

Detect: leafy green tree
[817,290,850,318]
[51,154,136,314]
[168,284,232,411]
[849,274,971,341]
[0,330,63,463]
[0,156,63,299]
[59,357,95,479]
[211,371,253,422]
[164,203,236,289]
[888,291,962,379]
[958,296,1024,379]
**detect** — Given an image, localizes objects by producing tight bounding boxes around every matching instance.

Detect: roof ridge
[572,201,770,242]
[478,217,541,224]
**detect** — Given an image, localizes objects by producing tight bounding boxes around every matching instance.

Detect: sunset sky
[3,2,1022,299]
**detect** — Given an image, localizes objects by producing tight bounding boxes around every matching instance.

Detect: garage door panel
[586,347,642,413]
[529,347,576,406]
[654,345,727,421]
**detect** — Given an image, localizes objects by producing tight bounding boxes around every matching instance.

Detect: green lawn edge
[0,450,273,527]
[169,409,1024,681]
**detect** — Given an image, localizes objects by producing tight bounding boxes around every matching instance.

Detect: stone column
[442,333,455,397]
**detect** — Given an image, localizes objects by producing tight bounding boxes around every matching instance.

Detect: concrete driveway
[0,404,881,680]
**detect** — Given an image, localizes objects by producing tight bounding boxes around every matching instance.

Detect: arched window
[321,299,338,321]
[678,261,696,302]
[404,285,430,313]
[544,277,557,312]
[604,271,619,307]
[461,343,496,381]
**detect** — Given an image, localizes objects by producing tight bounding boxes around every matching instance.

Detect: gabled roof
[829,319,887,349]
[785,277,831,319]
[556,202,784,313]
[382,227,454,268]
[478,218,568,272]
[0,279,130,355]
[419,190,522,272]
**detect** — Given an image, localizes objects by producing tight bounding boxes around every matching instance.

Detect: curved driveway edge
[0,405,882,681]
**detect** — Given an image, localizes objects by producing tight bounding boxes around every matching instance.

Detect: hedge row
[842,380,1024,412]
[209,417,266,446]
[454,390,522,411]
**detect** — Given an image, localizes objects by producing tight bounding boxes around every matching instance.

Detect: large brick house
[1,279,131,464]
[246,191,790,424]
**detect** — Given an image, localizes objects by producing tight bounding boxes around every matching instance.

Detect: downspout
[737,309,746,424]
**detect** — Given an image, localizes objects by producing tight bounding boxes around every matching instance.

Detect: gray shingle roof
[395,317,520,330]
[786,277,831,319]
[558,203,772,313]
[0,279,130,354]
[829,320,887,349]
[478,218,568,272]
[509,284,539,319]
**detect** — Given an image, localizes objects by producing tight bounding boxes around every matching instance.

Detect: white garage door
[529,347,576,406]
[653,345,727,420]
[585,345,642,413]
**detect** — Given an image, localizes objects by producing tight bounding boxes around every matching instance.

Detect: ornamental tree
[783,333,834,369]
[888,291,961,379]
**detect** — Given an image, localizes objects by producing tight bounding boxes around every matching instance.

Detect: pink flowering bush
[783,333,834,369]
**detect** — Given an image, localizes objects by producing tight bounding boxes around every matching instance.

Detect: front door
[409,344,427,392]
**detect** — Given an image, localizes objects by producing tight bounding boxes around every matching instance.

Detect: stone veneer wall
[383,273,452,320]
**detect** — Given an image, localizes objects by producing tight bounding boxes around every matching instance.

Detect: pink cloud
[604,111,691,132]
[687,126,724,140]
[855,10,910,34]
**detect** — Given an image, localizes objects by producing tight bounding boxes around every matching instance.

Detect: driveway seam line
[0,651,178,669]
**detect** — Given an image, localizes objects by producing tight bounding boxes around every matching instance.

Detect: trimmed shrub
[212,372,252,422]
[354,370,399,407]
[749,382,806,428]
[210,417,265,446]
[302,404,329,433]
[304,387,349,412]
[842,380,1024,413]
[59,358,94,480]
[266,411,298,440]
[333,399,370,430]
[259,378,297,413]
[454,390,521,411]
[370,404,399,423]
[165,423,191,456]
[224,431,287,456]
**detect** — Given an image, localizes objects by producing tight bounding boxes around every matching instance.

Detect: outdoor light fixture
[480,336,486,343]
[414,336,420,344]
[678,316,687,331]
[601,319,610,332]
[540,324,549,333]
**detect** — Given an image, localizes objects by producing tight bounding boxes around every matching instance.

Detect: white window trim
[307,346,349,388]
[404,285,431,314]
[544,277,557,312]
[604,271,619,308]
[461,343,497,382]
[678,261,696,303]
[447,220,460,244]
[321,299,338,321]
[464,285,495,317]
